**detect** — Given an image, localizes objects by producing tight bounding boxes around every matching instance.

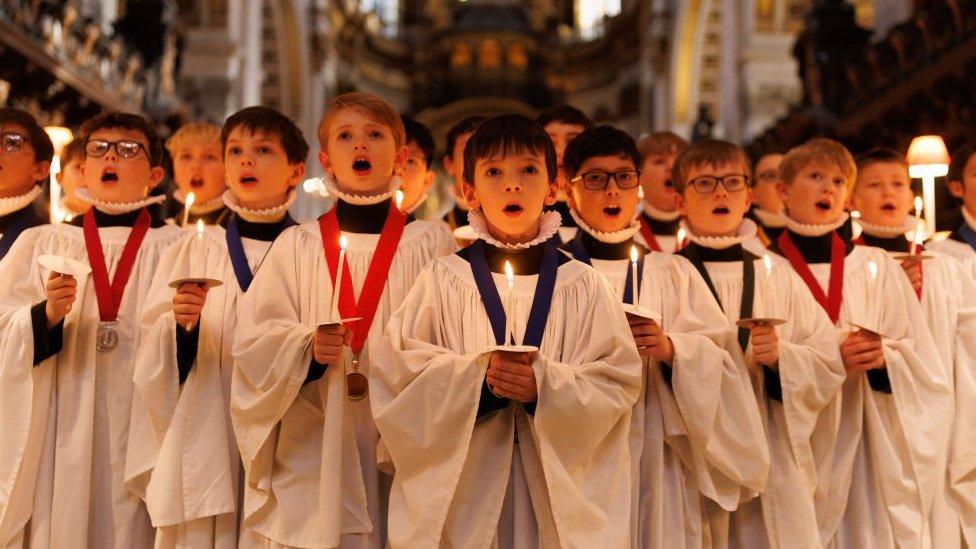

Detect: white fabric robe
[371,254,642,548]
[0,221,181,548]
[680,252,845,549]
[786,246,952,548]
[125,225,281,548]
[929,237,976,280]
[231,220,455,549]
[591,252,770,549]
[633,232,678,254]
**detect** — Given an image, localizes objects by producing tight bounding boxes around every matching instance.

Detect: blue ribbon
[960,222,976,252]
[0,208,37,260]
[467,238,560,346]
[225,215,296,292]
[566,231,644,305]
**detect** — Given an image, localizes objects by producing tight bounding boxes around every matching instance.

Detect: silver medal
[96,323,118,352]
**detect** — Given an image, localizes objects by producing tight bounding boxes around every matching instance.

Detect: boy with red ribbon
[849,147,976,548]
[669,139,844,548]
[371,114,642,548]
[634,131,688,253]
[0,107,52,261]
[771,138,950,548]
[230,92,455,548]
[125,107,309,549]
[0,112,182,547]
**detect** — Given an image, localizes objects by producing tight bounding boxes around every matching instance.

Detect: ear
[442,154,454,175]
[31,161,51,184]
[393,145,409,175]
[147,166,166,190]
[55,170,64,185]
[565,184,579,211]
[318,149,334,176]
[949,179,965,199]
[286,162,307,189]
[745,188,754,211]
[776,180,790,204]
[460,180,479,210]
[421,170,436,193]
[543,180,559,207]
[675,193,688,217]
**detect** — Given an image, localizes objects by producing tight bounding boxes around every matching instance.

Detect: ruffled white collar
[682,218,759,249]
[468,208,562,250]
[642,201,681,222]
[174,189,226,214]
[857,216,917,238]
[222,189,295,223]
[963,207,976,232]
[752,207,786,228]
[782,212,849,237]
[0,186,42,216]
[74,188,166,214]
[321,174,401,205]
[569,207,640,244]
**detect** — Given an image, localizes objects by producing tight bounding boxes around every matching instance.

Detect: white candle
[182,191,196,227]
[630,246,639,308]
[395,190,404,211]
[331,235,348,321]
[761,254,774,318]
[505,260,515,345]
[195,219,205,243]
[675,228,686,251]
[910,196,924,255]
[867,261,878,325]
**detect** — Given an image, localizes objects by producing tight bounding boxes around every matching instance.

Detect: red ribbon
[638,217,663,252]
[778,230,845,323]
[83,208,152,322]
[853,236,924,300]
[319,202,406,353]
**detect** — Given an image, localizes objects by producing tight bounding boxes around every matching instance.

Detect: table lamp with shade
[44,126,74,223]
[906,135,950,238]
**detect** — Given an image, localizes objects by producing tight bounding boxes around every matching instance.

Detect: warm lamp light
[906,135,950,237]
[44,126,74,223]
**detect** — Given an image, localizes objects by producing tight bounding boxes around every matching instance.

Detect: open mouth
[239,175,258,186]
[881,203,897,212]
[502,203,524,216]
[664,179,674,188]
[101,170,119,183]
[190,177,205,188]
[712,206,730,215]
[815,200,832,211]
[603,205,622,217]
[352,158,372,176]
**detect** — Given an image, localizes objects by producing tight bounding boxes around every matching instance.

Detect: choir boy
[398,116,435,216]
[56,138,92,218]
[749,152,787,245]
[166,122,230,226]
[537,104,594,232]
[635,131,688,252]
[0,107,52,260]
[441,115,486,233]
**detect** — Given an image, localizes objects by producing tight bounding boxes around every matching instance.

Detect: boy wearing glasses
[669,139,844,548]
[0,107,53,260]
[560,127,769,548]
[749,152,787,246]
[0,113,181,548]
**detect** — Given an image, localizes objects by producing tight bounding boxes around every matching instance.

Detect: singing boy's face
[319,108,407,196]
[639,150,679,213]
[224,126,304,210]
[566,153,640,233]
[398,139,434,211]
[0,122,49,198]
[949,152,976,220]
[463,149,558,244]
[56,155,89,214]
[82,127,164,203]
[443,131,475,196]
[753,153,784,214]
[172,138,225,204]
[677,162,752,237]
[850,161,914,226]
[778,161,850,225]
[545,121,586,185]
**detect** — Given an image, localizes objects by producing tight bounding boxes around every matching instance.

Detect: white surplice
[125,224,281,549]
[786,245,952,549]
[678,249,845,549]
[589,251,770,549]
[0,220,181,548]
[230,219,455,549]
[371,253,642,548]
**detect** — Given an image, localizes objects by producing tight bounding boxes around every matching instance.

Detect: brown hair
[60,138,86,167]
[671,139,751,193]
[317,92,405,152]
[949,140,976,187]
[80,112,163,166]
[221,106,309,164]
[780,138,856,190]
[637,131,689,159]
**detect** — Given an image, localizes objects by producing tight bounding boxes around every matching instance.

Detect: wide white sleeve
[946,262,976,545]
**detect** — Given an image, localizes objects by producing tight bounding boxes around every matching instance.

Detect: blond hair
[317,92,406,152]
[780,138,856,190]
[637,131,689,159]
[671,139,751,193]
[165,122,221,156]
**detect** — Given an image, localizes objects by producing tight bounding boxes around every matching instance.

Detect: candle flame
[914,196,923,216]
[630,245,638,264]
[395,190,404,210]
[186,191,196,209]
[850,210,860,219]
[868,261,878,279]
[196,219,204,236]
[302,178,321,193]
[339,235,348,251]
[676,228,686,244]
[913,219,925,245]
[504,260,514,287]
[763,254,773,275]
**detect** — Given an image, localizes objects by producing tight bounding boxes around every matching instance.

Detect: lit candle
[182,191,196,227]
[675,228,686,251]
[196,219,205,242]
[630,246,639,308]
[762,254,773,278]
[910,196,924,255]
[505,260,515,345]
[850,210,861,237]
[331,235,348,321]
[395,190,404,211]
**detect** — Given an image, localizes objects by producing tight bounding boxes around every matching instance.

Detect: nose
[604,179,621,197]
[239,153,254,167]
[504,177,522,193]
[712,183,730,199]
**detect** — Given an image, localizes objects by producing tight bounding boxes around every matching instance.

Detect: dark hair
[60,138,86,166]
[221,106,309,164]
[445,116,487,159]
[462,114,557,185]
[562,125,640,179]
[855,147,908,170]
[0,107,54,163]
[949,140,976,186]
[81,112,163,166]
[536,104,595,131]
[403,116,434,166]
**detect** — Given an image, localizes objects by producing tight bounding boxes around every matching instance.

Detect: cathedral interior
[2,0,973,225]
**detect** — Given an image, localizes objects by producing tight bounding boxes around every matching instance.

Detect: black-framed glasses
[0,132,29,153]
[688,174,749,194]
[85,139,149,160]
[572,170,641,190]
